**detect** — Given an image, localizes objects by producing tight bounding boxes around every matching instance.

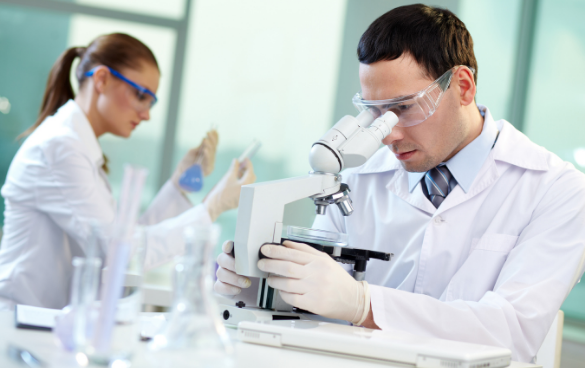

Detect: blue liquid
[179,164,204,192]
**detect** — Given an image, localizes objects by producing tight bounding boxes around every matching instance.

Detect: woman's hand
[172,129,218,191]
[204,158,256,221]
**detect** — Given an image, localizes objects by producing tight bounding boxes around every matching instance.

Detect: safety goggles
[85,66,158,112]
[352,66,475,128]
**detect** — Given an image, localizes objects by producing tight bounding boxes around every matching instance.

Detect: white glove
[203,158,256,222]
[172,130,219,190]
[214,240,252,295]
[257,240,371,325]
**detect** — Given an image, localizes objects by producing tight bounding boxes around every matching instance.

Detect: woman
[0,33,255,310]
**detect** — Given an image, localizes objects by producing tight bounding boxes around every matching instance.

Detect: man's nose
[382,126,404,145]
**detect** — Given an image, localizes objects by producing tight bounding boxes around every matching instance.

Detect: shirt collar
[59,99,104,167]
[351,105,548,186]
[407,105,498,193]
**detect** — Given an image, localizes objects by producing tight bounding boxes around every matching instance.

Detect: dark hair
[20,33,159,173]
[357,4,477,85]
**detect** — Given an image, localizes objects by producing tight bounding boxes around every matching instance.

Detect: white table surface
[0,310,540,368]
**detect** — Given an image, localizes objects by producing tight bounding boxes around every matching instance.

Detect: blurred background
[0,0,583,365]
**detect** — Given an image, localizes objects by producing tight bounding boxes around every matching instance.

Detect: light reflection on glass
[0,96,10,114]
[573,148,585,168]
[75,352,89,366]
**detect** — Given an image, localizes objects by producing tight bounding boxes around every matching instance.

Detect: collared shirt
[0,100,211,310]
[312,106,585,362]
[408,106,496,193]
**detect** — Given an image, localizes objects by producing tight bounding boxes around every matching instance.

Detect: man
[215,4,585,363]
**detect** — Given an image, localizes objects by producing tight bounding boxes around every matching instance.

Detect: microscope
[221,110,399,325]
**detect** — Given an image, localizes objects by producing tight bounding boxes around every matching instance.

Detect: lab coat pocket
[445,233,518,302]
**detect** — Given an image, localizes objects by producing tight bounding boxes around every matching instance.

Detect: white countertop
[0,310,540,368]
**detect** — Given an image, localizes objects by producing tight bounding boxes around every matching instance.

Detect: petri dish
[286,226,349,247]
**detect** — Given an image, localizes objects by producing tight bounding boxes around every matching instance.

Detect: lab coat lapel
[436,120,549,215]
[66,100,112,194]
[354,148,436,215]
[434,153,500,216]
[66,100,103,166]
[387,169,436,215]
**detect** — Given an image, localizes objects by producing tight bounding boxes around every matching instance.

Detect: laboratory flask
[148,224,234,368]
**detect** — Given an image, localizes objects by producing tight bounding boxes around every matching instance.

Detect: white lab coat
[313,107,585,362]
[0,100,211,310]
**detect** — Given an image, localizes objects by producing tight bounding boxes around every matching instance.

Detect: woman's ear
[91,67,109,94]
[455,67,476,106]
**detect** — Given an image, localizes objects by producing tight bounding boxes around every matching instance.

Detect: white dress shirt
[0,100,211,310]
[313,106,585,362]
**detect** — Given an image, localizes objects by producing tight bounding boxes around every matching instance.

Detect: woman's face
[96,61,160,138]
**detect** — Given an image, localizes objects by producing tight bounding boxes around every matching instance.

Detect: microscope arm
[234,173,341,278]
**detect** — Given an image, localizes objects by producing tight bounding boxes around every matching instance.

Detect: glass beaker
[78,226,146,366]
[148,224,233,368]
[53,256,102,351]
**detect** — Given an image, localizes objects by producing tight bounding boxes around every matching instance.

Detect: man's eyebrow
[387,93,409,100]
[374,92,414,102]
[362,92,409,101]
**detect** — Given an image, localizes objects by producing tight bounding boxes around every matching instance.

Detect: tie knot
[424,165,456,208]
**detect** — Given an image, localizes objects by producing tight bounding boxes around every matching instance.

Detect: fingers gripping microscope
[223,110,399,324]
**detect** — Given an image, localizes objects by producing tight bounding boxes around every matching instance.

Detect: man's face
[359,55,467,172]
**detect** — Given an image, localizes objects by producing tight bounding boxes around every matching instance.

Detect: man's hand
[214,240,252,296]
[257,240,371,325]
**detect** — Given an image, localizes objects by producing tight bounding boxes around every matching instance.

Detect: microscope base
[219,304,348,327]
[220,305,309,327]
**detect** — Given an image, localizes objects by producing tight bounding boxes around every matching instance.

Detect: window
[0,5,71,225]
[523,0,585,323]
[174,0,348,240]
[458,0,523,121]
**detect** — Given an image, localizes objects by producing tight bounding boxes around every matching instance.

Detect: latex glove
[258,241,371,325]
[203,158,256,222]
[214,240,252,295]
[172,130,219,190]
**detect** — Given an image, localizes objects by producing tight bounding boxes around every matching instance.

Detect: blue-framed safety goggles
[85,66,158,111]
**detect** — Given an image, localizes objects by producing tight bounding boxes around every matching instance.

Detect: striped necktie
[424,165,457,208]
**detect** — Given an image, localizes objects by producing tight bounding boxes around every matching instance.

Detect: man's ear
[454,67,476,106]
